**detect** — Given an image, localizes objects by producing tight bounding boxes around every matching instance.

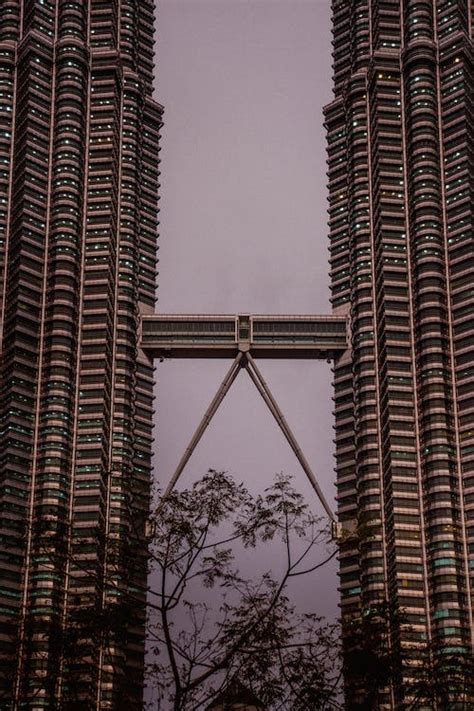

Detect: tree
[342,602,474,710]
[404,641,474,709]
[342,601,397,710]
[146,470,341,710]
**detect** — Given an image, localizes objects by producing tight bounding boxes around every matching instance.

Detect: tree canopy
[146,470,341,710]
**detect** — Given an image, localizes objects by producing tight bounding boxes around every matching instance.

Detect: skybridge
[140,313,348,360]
[140,312,349,528]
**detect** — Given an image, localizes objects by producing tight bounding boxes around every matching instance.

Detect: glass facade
[0,1,162,707]
[326,0,474,706]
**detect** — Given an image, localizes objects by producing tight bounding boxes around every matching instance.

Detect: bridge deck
[140,313,348,359]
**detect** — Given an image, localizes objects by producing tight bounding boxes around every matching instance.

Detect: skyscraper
[326,0,474,705]
[0,1,162,707]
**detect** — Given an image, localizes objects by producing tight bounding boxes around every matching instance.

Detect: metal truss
[156,349,336,523]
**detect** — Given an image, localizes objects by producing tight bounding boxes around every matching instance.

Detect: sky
[152,0,337,620]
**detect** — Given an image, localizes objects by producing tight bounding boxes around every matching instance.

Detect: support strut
[244,353,335,522]
[155,350,336,525]
[156,352,243,511]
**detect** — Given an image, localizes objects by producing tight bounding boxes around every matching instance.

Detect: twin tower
[0,1,474,709]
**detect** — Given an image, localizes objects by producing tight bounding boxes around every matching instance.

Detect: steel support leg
[244,353,335,522]
[156,352,243,510]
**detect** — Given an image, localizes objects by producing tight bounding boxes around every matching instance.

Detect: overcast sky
[152,0,337,620]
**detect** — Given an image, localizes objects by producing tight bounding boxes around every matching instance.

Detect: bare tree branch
[147,470,340,709]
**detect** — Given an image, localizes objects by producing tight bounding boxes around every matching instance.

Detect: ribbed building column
[326,0,474,706]
[0,1,162,707]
